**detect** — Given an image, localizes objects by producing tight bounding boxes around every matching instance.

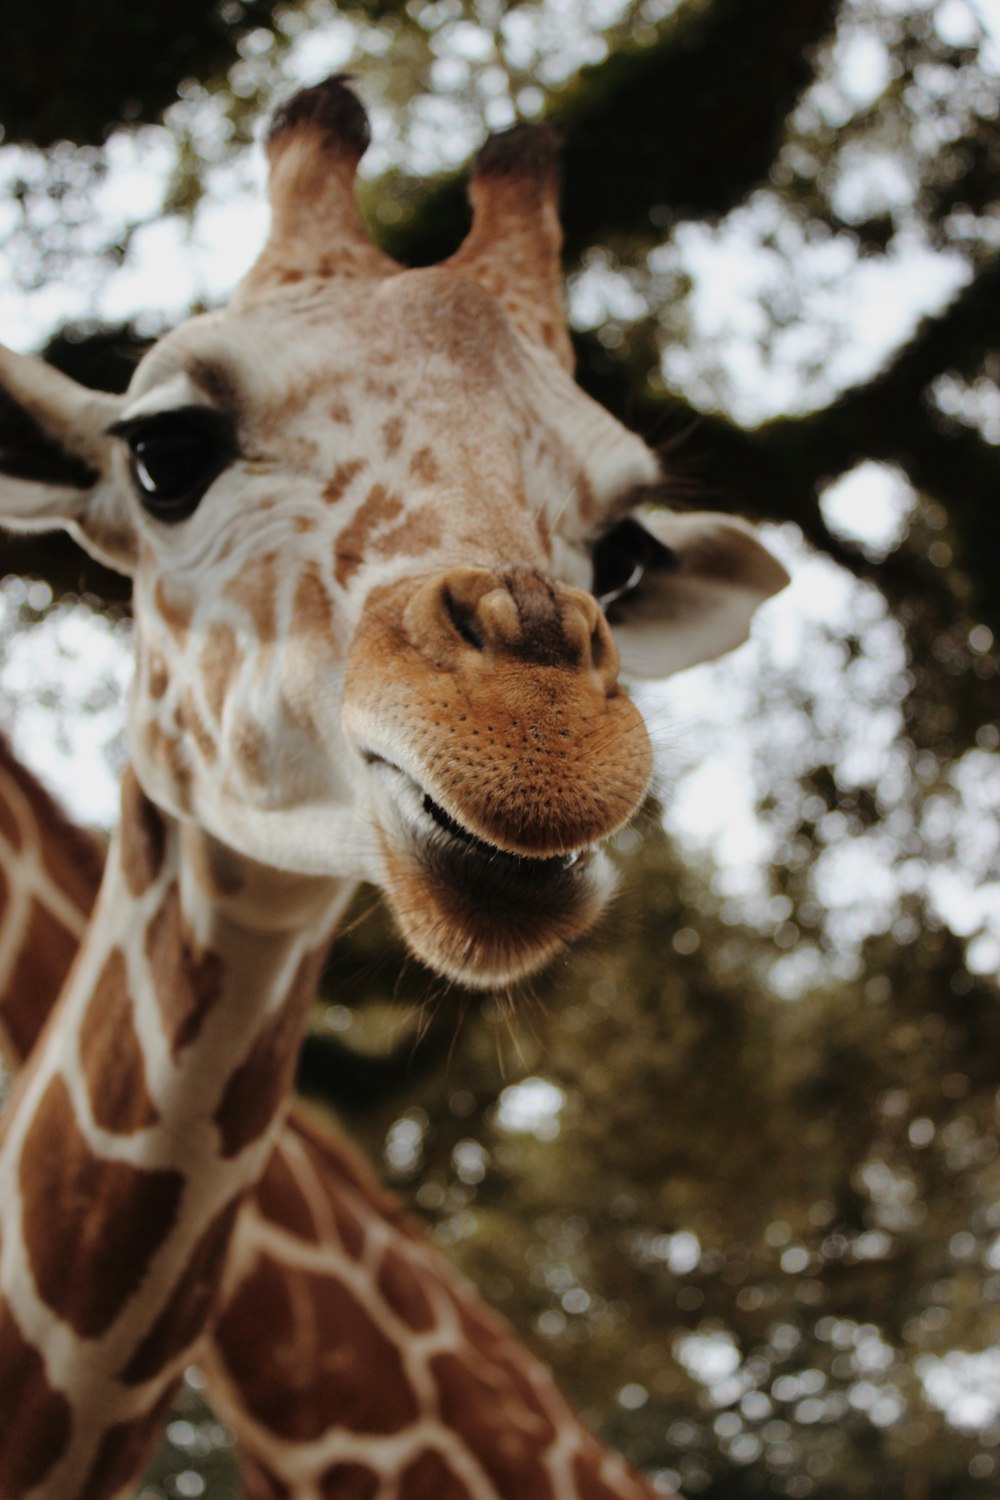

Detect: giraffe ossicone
[0,73,788,1498]
[0,73,786,989]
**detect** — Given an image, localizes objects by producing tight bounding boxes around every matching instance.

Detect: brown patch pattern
[142,723,192,809]
[256,1143,320,1243]
[80,948,160,1133]
[147,651,170,700]
[292,562,335,642]
[201,622,242,723]
[323,458,365,504]
[176,690,218,764]
[334,484,403,587]
[409,445,440,485]
[20,1075,183,1338]
[80,1388,176,1500]
[4,900,81,1064]
[213,950,321,1158]
[154,577,195,642]
[382,415,405,456]
[319,1463,379,1499]
[0,1295,72,1497]
[120,1196,241,1384]
[119,767,166,898]
[0,785,22,850]
[224,552,279,646]
[372,504,442,562]
[241,1459,295,1500]
[213,1254,419,1440]
[399,1450,471,1500]
[145,882,224,1056]
[376,1245,436,1332]
[231,714,268,788]
[431,1349,556,1500]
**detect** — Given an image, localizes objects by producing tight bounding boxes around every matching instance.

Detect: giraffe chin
[373,770,617,988]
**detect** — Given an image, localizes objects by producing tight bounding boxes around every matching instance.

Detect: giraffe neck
[0,738,102,1065]
[0,763,350,1499]
[0,743,665,1500]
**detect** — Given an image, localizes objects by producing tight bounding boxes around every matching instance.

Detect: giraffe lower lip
[420,794,582,872]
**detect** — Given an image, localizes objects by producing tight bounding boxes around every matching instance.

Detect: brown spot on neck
[176,689,218,765]
[147,651,170,700]
[213,948,324,1158]
[0,1296,72,1497]
[0,787,22,852]
[154,577,195,643]
[80,1387,177,1500]
[80,948,160,1132]
[142,723,193,812]
[19,1075,183,1338]
[321,1464,379,1499]
[3,900,83,1065]
[399,1451,471,1500]
[256,1140,321,1243]
[213,1253,419,1440]
[120,1195,242,1385]
[376,1245,435,1333]
[120,767,167,897]
[145,882,225,1057]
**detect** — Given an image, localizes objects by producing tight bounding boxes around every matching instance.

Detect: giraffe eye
[591,516,678,613]
[113,407,234,522]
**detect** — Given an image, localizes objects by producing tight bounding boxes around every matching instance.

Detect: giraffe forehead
[132,270,591,457]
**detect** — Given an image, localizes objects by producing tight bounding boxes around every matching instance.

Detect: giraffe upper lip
[361,748,590,873]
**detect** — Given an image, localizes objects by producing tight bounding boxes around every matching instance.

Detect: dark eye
[591,516,678,613]
[112,407,234,522]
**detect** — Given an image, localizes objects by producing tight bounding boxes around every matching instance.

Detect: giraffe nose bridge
[409,566,620,690]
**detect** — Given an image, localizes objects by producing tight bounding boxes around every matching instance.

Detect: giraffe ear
[594,509,790,679]
[0,344,135,572]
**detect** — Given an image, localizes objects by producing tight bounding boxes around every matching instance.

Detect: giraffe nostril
[442,586,485,652]
[590,622,607,670]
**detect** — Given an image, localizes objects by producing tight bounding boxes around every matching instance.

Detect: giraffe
[0,728,671,1500]
[0,75,788,1498]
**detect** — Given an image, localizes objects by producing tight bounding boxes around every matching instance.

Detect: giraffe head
[0,78,787,986]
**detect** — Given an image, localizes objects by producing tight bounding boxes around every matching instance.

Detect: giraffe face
[108,272,662,983]
[0,79,788,986]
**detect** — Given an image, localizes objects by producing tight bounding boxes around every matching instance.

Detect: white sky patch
[819,462,917,558]
[917,1348,1000,1431]
[658,202,970,423]
[495,1077,565,1139]
[674,1329,743,1399]
[936,0,986,49]
[0,590,131,830]
[831,145,917,223]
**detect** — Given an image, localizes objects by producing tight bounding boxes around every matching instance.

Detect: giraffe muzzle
[359,749,610,987]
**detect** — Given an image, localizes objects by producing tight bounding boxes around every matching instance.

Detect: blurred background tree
[1,2,999,1497]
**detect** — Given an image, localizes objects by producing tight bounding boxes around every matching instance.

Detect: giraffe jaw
[363,752,616,988]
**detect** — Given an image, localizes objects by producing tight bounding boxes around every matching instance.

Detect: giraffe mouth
[363,750,592,877]
[420,793,587,874]
[363,750,610,985]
